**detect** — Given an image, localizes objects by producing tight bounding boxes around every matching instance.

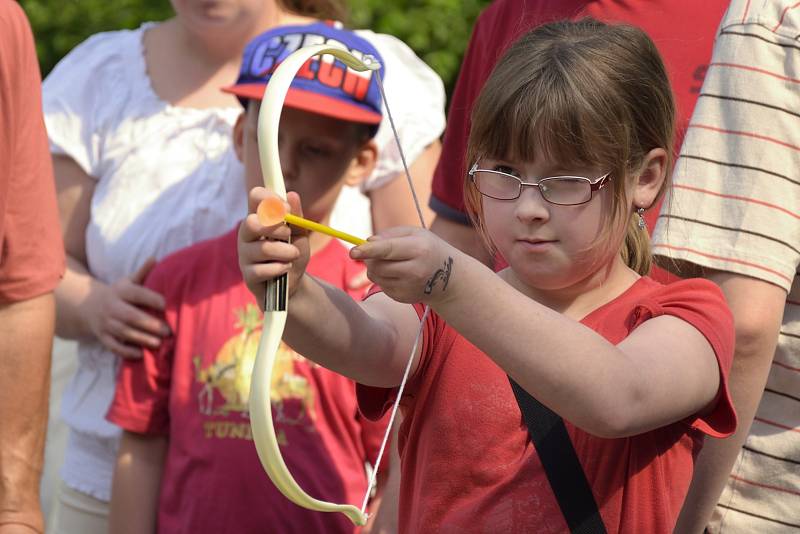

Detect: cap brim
[222,84,382,125]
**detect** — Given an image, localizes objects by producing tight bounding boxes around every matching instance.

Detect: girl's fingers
[239,213,265,243]
[241,262,292,286]
[286,191,305,218]
[239,213,292,242]
[351,239,395,261]
[114,300,170,337]
[248,186,271,213]
[363,260,421,281]
[100,332,143,359]
[108,317,162,349]
[364,274,404,294]
[238,239,300,266]
[119,281,166,311]
[352,235,421,261]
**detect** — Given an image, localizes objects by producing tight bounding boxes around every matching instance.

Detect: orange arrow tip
[257,195,287,226]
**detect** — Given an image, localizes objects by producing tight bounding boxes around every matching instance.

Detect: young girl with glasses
[239,18,736,533]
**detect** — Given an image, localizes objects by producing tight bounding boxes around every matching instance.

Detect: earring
[636,207,646,230]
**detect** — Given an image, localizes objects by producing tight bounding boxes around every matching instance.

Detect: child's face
[479,156,617,291]
[235,103,376,225]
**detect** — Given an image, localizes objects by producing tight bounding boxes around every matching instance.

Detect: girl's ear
[632,147,668,210]
[344,139,378,187]
[233,110,247,163]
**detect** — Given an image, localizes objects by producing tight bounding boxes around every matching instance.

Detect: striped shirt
[652,1,800,532]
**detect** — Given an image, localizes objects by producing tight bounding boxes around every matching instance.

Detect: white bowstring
[374,69,428,232]
[360,67,432,514]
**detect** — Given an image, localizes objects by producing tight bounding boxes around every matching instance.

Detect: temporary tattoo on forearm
[424,256,453,295]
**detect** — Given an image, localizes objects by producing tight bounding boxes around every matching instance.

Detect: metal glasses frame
[468,163,611,206]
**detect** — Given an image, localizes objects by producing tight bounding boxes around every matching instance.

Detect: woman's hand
[83,258,170,359]
[350,227,458,305]
[238,187,310,309]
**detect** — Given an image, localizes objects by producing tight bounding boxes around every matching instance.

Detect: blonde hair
[465,18,675,275]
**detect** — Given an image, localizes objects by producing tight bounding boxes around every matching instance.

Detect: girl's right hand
[83,258,170,359]
[238,187,310,310]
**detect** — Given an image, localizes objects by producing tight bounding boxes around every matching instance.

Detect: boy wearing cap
[106,23,389,534]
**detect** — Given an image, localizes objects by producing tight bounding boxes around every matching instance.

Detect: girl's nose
[514,185,550,223]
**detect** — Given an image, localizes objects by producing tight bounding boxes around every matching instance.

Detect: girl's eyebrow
[485,158,524,169]
[547,162,597,176]
[483,157,596,177]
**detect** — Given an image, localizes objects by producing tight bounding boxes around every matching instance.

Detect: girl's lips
[516,238,558,251]
[518,238,557,244]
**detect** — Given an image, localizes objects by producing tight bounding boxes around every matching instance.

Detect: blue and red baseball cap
[224,21,385,129]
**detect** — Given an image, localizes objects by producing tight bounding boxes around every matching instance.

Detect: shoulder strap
[508,378,607,534]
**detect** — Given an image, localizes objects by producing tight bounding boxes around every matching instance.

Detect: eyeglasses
[468,163,611,206]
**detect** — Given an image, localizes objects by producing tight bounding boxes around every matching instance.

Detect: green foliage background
[19,0,491,99]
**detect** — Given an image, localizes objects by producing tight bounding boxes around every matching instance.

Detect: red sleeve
[357,293,437,422]
[635,279,737,438]
[106,264,174,435]
[0,1,65,302]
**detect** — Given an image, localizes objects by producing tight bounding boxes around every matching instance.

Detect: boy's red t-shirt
[358,277,736,534]
[108,228,387,534]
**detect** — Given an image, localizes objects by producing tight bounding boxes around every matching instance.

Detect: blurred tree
[21,0,172,76]
[349,0,488,97]
[19,0,489,100]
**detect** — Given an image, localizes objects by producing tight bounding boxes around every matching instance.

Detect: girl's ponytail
[621,213,652,276]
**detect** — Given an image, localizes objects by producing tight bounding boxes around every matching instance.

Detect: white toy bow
[248,43,429,526]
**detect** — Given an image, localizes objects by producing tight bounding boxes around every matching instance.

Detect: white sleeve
[42,30,132,178]
[356,30,446,192]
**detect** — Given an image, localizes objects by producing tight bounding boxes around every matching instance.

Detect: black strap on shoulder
[509,378,607,534]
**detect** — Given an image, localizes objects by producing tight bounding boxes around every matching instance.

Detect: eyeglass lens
[474,171,592,205]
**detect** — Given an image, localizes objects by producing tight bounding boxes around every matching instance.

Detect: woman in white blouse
[44,0,445,530]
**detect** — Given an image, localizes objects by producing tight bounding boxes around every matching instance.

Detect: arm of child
[53,155,169,358]
[106,263,173,534]
[438,267,724,437]
[239,188,422,387]
[240,188,727,435]
[108,431,167,534]
[283,274,422,387]
[351,228,730,439]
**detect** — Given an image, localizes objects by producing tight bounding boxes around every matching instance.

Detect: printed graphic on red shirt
[108,232,387,533]
[193,303,319,445]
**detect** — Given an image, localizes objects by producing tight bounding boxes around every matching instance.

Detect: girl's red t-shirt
[358,277,735,534]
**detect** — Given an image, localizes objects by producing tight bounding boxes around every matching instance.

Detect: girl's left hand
[350,227,458,305]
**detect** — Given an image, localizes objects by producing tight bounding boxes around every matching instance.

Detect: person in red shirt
[107,23,390,534]
[239,19,736,533]
[0,2,65,533]
[429,0,729,273]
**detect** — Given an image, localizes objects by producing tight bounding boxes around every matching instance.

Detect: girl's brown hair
[277,0,348,23]
[464,18,675,275]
